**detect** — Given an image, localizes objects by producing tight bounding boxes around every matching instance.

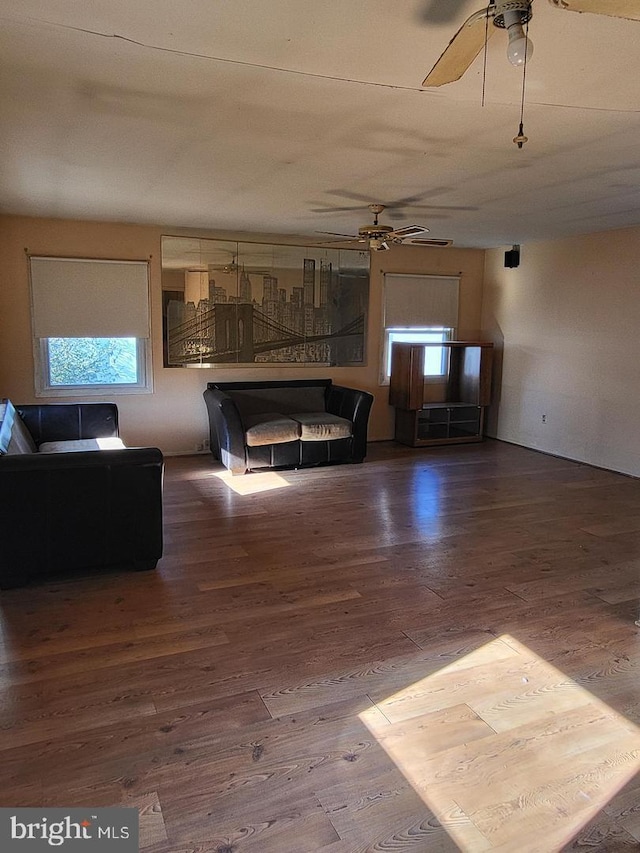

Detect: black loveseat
[203,379,373,474]
[0,400,164,589]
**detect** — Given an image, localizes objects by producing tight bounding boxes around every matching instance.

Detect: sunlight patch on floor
[211,469,292,495]
[359,633,640,852]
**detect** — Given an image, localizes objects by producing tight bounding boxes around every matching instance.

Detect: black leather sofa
[0,401,164,589]
[203,379,374,474]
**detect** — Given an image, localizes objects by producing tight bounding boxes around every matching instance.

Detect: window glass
[384,327,453,380]
[36,337,149,395]
[46,338,140,386]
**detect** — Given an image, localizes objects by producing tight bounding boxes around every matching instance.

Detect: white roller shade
[384,273,459,327]
[30,257,150,338]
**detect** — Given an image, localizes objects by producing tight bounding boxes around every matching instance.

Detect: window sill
[35,385,153,398]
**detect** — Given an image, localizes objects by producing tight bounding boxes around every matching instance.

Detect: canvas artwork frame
[161,236,370,368]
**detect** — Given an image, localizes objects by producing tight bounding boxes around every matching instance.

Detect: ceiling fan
[211,260,239,275]
[208,254,269,276]
[206,251,240,275]
[422,0,640,87]
[311,189,476,219]
[318,204,430,251]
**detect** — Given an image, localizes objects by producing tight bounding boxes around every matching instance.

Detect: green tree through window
[48,338,138,386]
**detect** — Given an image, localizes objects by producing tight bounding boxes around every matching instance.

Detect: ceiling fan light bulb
[506,26,533,67]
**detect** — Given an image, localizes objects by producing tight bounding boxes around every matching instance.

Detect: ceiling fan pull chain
[513,16,530,148]
[481,5,491,107]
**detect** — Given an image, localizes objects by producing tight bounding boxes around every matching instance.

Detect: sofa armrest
[0,446,162,472]
[326,384,374,461]
[0,447,164,587]
[203,388,247,474]
[16,403,120,445]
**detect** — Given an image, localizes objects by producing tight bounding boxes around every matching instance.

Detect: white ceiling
[1,0,639,248]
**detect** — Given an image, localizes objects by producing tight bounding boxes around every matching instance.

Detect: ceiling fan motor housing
[493,1,532,28]
[358,224,394,238]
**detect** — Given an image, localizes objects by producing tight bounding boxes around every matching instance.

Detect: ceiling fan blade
[548,0,640,20]
[406,204,478,211]
[309,205,363,213]
[315,230,361,239]
[410,238,454,247]
[422,7,495,87]
[323,190,382,204]
[384,192,438,207]
[389,225,430,238]
[314,239,364,248]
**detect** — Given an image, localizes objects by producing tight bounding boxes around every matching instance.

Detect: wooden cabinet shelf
[390,342,493,448]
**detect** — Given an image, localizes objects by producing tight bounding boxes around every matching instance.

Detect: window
[29,257,151,396]
[382,273,459,384]
[42,337,146,389]
[383,327,454,380]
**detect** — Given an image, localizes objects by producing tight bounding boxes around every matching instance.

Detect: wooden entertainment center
[389,341,494,447]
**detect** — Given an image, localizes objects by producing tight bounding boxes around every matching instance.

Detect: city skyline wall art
[161,236,370,368]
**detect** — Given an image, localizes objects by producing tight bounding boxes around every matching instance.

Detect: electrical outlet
[541,414,547,424]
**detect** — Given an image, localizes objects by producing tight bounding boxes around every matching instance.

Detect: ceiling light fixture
[493,2,534,67]
[492,3,533,148]
[505,11,533,66]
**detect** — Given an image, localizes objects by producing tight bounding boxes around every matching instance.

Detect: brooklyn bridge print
[162,240,369,367]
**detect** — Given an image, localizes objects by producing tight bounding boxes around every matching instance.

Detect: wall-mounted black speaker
[504,245,520,268]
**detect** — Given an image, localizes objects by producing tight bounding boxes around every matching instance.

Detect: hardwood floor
[1,439,640,852]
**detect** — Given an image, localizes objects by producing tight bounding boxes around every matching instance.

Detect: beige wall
[482,224,640,477]
[0,214,485,453]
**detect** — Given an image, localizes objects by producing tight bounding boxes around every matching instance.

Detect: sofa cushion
[0,399,38,455]
[291,412,353,442]
[231,386,327,417]
[244,413,301,447]
[39,437,127,453]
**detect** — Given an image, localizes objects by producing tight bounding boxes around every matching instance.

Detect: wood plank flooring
[1,439,639,852]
